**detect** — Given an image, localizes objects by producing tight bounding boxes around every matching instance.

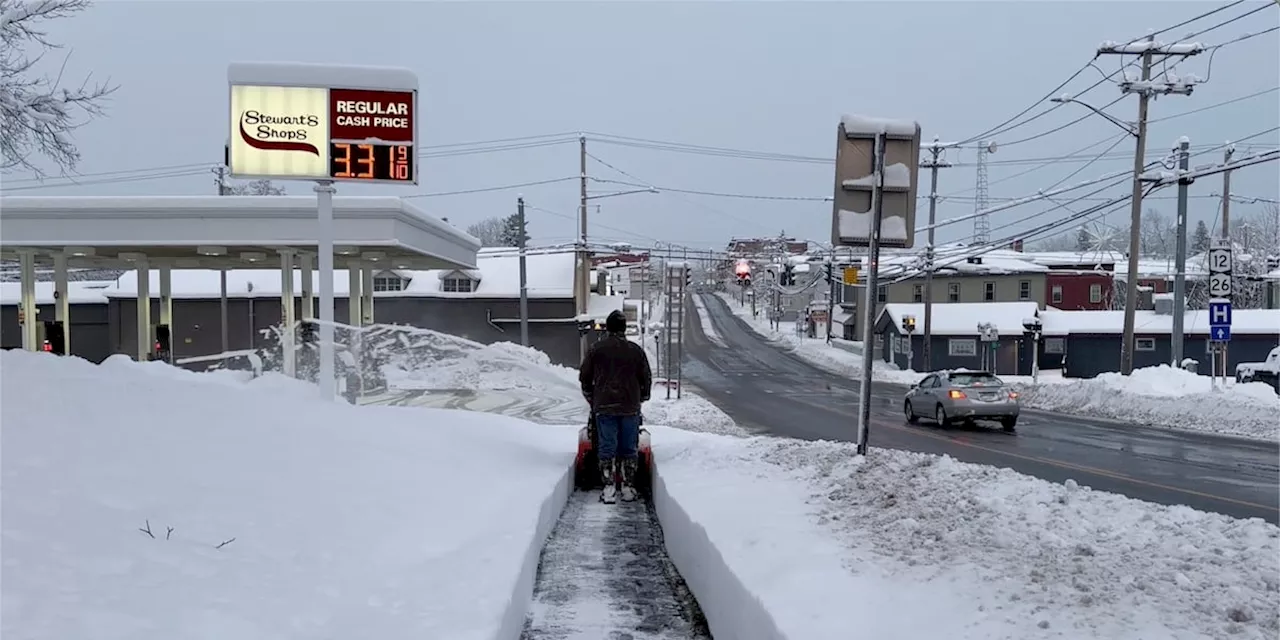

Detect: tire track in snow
[522,491,712,640]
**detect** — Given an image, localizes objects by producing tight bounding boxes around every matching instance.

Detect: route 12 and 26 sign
[1207,240,1233,298]
[228,82,417,185]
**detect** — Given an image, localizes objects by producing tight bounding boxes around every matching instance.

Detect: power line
[402,176,578,199]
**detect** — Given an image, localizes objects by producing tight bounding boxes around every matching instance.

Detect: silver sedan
[903,370,1020,432]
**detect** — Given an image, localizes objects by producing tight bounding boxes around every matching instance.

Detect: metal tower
[973,141,992,245]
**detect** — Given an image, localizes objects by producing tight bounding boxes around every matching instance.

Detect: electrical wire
[402,176,578,198]
[1,133,581,188]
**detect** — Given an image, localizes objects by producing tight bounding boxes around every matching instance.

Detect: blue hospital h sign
[1208,301,1232,327]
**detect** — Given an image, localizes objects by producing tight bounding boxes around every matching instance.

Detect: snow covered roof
[1015,250,1124,267]
[1040,308,1280,336]
[877,302,1042,337]
[0,195,478,271]
[0,281,114,305]
[585,295,626,322]
[92,250,577,300]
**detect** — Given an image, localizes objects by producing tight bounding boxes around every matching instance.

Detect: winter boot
[598,458,617,503]
[619,458,638,502]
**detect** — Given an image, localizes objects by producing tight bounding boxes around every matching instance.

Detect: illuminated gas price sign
[229,85,418,185]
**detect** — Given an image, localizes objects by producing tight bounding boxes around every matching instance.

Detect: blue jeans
[596,414,640,462]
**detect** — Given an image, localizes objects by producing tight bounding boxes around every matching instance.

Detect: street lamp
[1049,96,1138,137]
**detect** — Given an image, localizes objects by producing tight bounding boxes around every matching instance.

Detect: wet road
[683,292,1280,524]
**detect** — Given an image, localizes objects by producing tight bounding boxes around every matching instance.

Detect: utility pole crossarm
[1097,40,1206,56]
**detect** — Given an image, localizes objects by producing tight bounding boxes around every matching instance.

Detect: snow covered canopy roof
[0,196,479,271]
[73,249,579,301]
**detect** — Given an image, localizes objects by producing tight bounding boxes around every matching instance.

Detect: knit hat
[605,309,627,333]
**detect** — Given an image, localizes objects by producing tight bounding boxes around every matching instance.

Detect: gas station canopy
[0,195,479,270]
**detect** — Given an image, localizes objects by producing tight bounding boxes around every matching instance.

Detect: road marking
[873,417,1279,515]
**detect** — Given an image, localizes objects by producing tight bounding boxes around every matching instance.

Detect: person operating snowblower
[579,309,652,503]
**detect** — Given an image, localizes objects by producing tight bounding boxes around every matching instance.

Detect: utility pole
[1219,144,1234,377]
[517,196,530,347]
[1098,36,1201,375]
[578,134,590,361]
[213,166,230,355]
[1171,137,1191,366]
[920,140,952,371]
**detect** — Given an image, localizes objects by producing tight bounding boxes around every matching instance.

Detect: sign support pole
[855,130,887,456]
[1171,137,1190,366]
[315,180,336,401]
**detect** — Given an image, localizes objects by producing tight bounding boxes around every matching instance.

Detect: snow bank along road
[690,293,1280,524]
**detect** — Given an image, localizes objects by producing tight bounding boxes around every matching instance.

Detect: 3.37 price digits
[329,142,414,182]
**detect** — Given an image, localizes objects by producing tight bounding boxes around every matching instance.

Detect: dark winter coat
[579,333,652,416]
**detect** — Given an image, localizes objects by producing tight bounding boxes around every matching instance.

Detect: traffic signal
[824,262,834,283]
[684,265,692,288]
[901,315,916,334]
[43,321,66,355]
[300,320,318,344]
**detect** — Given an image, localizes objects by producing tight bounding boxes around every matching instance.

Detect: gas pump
[42,321,66,355]
[151,324,172,363]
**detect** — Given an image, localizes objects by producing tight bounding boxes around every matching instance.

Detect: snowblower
[574,412,652,497]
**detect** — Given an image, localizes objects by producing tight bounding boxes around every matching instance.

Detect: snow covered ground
[1,350,575,640]
[6,344,1276,640]
[712,292,1280,441]
[658,431,1280,640]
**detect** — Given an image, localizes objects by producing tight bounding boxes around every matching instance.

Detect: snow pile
[329,320,742,437]
[0,350,574,640]
[657,432,1280,639]
[1010,365,1280,441]
[364,324,581,394]
[643,388,747,437]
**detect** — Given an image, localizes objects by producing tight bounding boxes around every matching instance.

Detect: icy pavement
[709,291,1280,441]
[522,492,710,640]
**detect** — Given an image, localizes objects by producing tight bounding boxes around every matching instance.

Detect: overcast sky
[3,1,1277,252]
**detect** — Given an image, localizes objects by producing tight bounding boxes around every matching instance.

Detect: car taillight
[948,390,966,399]
[1008,391,1019,399]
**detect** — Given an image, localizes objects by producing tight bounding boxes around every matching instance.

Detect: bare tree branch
[215,537,236,550]
[165,525,174,540]
[225,178,286,195]
[0,0,117,177]
[138,519,154,539]
[465,217,507,247]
